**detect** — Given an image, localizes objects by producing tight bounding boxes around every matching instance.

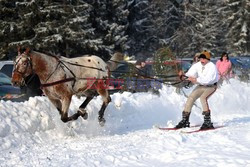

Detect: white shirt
[185,61,219,85]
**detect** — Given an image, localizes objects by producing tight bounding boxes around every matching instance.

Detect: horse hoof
[99,118,106,127]
[78,109,88,120]
[61,117,68,123]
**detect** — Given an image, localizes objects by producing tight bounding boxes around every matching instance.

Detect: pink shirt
[216,60,232,78]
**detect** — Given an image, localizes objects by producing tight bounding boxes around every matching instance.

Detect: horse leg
[60,96,81,123]
[77,96,94,120]
[97,89,111,126]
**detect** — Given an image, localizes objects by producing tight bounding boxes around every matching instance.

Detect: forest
[0,0,249,60]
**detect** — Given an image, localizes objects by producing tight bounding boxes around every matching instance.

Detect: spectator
[133,60,153,92]
[3,73,43,102]
[216,52,232,83]
[135,60,150,77]
[192,53,200,64]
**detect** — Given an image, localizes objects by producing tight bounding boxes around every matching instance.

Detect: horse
[12,48,123,126]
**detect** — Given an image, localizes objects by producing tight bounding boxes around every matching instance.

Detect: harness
[14,52,190,90]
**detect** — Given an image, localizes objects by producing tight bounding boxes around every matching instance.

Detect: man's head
[136,60,146,68]
[141,61,146,67]
[199,50,211,65]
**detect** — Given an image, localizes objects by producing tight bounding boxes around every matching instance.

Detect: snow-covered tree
[86,0,129,60]
[165,0,228,58]
[0,0,129,60]
[0,0,91,58]
[225,0,250,55]
[126,0,181,58]
[0,0,249,60]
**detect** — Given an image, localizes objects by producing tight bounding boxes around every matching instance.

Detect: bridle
[13,51,34,86]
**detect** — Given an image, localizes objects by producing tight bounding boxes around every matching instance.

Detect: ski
[156,125,201,131]
[182,125,225,134]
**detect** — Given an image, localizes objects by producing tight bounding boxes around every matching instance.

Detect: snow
[1,78,250,167]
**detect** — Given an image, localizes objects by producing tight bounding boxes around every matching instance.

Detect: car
[237,56,250,68]
[180,57,194,65]
[0,72,21,98]
[0,60,14,78]
[230,57,250,81]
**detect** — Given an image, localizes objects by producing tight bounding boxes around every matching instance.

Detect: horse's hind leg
[97,89,111,126]
[77,96,94,120]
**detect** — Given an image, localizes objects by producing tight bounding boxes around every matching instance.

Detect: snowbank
[1,78,250,166]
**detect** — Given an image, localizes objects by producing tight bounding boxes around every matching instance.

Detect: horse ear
[25,48,30,55]
[17,46,21,56]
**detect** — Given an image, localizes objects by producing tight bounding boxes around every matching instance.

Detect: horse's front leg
[77,96,94,120]
[61,96,81,123]
[48,97,63,115]
[97,89,111,126]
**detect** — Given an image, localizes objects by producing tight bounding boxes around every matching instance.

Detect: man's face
[200,58,209,65]
[141,62,146,67]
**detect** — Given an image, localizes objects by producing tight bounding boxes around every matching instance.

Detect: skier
[176,50,219,130]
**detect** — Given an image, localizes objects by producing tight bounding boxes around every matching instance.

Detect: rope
[109,59,188,86]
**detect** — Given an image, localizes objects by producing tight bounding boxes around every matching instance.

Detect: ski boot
[200,111,214,130]
[175,111,190,129]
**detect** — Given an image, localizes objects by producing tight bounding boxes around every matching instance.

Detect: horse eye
[23,62,27,66]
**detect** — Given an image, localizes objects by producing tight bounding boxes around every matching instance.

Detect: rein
[41,77,76,88]
[108,59,188,87]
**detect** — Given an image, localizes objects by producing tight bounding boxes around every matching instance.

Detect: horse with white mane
[12,48,123,126]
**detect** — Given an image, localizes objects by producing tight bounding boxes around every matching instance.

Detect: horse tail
[107,52,124,71]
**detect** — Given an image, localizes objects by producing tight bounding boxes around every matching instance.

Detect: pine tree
[0,0,129,60]
[166,0,227,58]
[86,0,129,60]
[127,0,181,57]
[225,0,250,55]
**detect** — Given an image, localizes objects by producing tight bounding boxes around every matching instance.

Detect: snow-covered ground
[1,78,250,167]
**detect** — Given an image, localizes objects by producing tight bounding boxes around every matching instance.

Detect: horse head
[12,47,33,86]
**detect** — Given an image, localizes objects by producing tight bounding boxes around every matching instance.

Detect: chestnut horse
[12,48,123,126]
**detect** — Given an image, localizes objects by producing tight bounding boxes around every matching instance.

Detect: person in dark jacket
[3,73,43,102]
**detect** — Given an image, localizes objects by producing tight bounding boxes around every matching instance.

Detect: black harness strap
[41,77,76,88]
[61,60,105,72]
